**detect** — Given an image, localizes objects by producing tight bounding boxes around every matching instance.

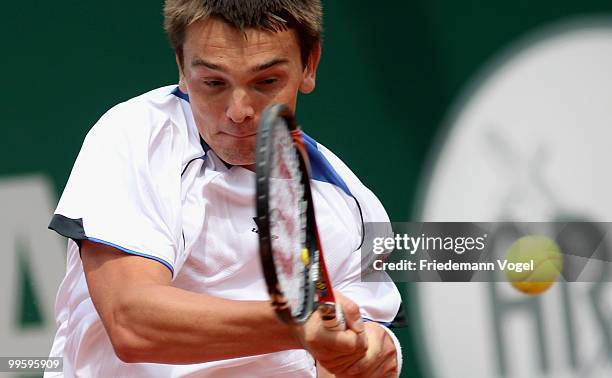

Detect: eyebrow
[191,57,289,73]
[252,58,289,72]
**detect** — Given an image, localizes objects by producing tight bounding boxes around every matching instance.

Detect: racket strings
[269,125,309,316]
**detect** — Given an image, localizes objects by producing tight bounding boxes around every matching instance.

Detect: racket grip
[320,303,346,331]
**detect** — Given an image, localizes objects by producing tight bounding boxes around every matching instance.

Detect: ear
[175,52,188,92]
[299,42,321,94]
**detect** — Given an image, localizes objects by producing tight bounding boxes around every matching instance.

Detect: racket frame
[256,104,340,327]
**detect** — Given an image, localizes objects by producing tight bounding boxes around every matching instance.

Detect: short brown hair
[164,0,322,66]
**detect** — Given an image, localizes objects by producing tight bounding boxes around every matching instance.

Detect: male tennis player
[47,1,403,377]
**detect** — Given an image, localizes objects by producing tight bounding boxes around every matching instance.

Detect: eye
[203,80,225,88]
[258,77,278,85]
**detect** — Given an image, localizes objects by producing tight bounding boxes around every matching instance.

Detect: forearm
[107,284,300,363]
[81,240,302,364]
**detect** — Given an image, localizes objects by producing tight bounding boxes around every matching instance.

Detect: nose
[226,88,254,124]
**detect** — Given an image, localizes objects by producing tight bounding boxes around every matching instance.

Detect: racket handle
[319,302,346,331]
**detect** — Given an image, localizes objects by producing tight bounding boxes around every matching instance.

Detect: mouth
[222,132,257,139]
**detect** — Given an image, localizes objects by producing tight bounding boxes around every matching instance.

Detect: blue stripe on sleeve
[363,317,394,328]
[87,237,175,276]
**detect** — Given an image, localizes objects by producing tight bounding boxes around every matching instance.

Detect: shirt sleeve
[49,101,184,276]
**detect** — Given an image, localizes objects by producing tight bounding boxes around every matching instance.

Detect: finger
[342,337,386,377]
[302,320,353,352]
[317,343,369,373]
[345,350,380,376]
[316,363,335,378]
[327,340,381,376]
[318,354,363,377]
[383,363,398,377]
[343,323,387,376]
[340,298,365,334]
[317,330,370,371]
[357,353,388,378]
[360,345,398,378]
[315,340,367,369]
[316,327,368,356]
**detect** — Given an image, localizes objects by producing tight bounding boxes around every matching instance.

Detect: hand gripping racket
[256,103,345,331]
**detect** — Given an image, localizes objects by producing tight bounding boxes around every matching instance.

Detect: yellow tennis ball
[504,235,563,295]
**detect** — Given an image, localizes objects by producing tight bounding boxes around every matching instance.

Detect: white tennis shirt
[47,85,402,377]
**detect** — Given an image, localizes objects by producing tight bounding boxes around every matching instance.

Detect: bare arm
[81,240,366,366]
[81,240,301,363]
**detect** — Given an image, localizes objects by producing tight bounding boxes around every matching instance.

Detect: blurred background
[1,1,611,377]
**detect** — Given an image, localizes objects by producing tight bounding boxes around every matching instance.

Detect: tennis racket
[256,103,345,331]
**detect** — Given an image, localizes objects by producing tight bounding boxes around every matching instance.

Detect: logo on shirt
[251,218,279,239]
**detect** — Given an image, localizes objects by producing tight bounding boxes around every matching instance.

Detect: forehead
[183,18,301,61]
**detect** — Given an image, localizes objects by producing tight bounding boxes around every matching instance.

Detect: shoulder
[52,87,195,263]
[80,86,202,172]
[87,85,186,142]
[303,133,389,224]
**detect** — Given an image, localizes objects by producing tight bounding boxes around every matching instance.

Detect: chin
[217,150,256,167]
[215,140,256,166]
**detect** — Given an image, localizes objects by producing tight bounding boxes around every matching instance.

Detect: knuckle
[385,370,398,378]
[329,367,345,376]
[358,342,369,355]
[341,341,357,354]
[304,331,313,343]
[383,344,396,359]
[305,333,319,348]
[351,363,365,374]
[383,363,398,377]
[357,336,369,351]
[344,302,359,315]
[348,339,363,354]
